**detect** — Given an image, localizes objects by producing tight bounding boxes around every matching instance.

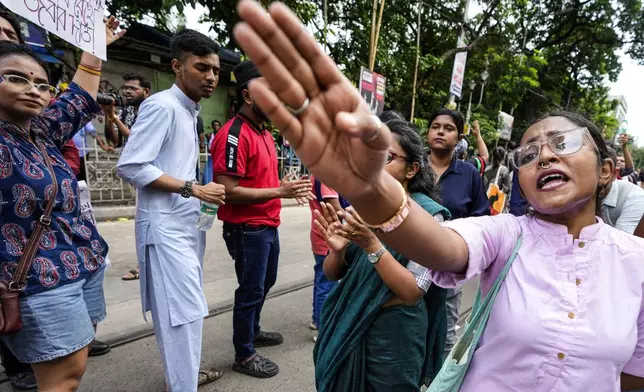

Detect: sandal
[232,354,279,378]
[121,268,139,281]
[198,367,224,386]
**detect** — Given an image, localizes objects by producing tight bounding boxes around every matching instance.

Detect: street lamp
[466,80,477,128]
[478,59,490,106]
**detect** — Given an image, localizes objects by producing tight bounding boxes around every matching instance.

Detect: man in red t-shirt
[308,176,341,340]
[211,61,312,379]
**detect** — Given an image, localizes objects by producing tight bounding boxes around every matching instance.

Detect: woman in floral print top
[0,18,124,391]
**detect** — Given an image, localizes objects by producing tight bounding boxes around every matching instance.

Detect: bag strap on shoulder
[10,142,58,292]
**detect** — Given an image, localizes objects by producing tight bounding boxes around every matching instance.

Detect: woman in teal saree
[313,116,450,392]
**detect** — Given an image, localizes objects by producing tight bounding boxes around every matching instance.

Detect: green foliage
[108,0,644,146]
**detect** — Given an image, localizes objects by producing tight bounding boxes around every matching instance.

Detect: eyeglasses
[0,74,58,96]
[386,151,407,165]
[120,85,141,92]
[508,127,597,169]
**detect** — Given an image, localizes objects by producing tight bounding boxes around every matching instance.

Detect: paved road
[0,203,478,391]
[94,205,317,342]
[0,282,475,392]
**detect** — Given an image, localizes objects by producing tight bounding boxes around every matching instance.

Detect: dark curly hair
[122,73,151,90]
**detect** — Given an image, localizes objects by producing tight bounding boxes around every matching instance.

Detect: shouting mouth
[537,170,570,191]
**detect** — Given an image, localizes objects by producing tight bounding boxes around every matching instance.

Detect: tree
[106,0,644,146]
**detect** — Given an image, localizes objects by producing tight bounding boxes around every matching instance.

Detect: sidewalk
[94,198,301,221]
[95,204,315,344]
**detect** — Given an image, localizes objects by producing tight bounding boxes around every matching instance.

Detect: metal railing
[81,137,304,206]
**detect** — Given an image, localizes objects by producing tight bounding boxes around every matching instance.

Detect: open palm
[233,0,392,201]
[313,203,349,252]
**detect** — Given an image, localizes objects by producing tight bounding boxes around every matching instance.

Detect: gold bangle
[79,62,101,72]
[78,64,101,76]
[364,180,410,234]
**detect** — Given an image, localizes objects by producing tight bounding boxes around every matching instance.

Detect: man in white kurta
[117,29,224,391]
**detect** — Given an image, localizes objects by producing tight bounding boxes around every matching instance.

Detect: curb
[99,277,315,348]
[95,199,303,222]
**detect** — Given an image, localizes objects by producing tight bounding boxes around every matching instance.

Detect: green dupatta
[313,193,450,391]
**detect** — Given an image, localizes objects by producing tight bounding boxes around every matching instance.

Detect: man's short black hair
[0,10,24,44]
[170,29,219,60]
[211,119,221,127]
[122,72,151,90]
[429,108,465,135]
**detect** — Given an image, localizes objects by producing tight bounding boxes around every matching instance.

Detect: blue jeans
[223,223,280,360]
[312,253,337,328]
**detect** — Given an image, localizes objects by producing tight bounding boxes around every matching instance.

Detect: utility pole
[410,0,422,122]
[369,0,386,70]
[369,0,378,70]
[447,0,471,105]
[323,0,328,53]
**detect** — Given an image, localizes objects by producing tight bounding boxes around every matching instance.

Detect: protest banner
[2,0,107,60]
[449,36,468,99]
[498,111,514,141]
[358,67,386,115]
[78,180,111,266]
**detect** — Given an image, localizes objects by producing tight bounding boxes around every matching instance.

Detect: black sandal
[232,354,279,378]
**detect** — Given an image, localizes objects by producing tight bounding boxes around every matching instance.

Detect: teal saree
[313,193,450,392]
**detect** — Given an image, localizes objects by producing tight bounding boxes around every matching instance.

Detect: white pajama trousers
[145,245,203,392]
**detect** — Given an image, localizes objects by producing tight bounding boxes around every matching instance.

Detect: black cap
[233,61,262,87]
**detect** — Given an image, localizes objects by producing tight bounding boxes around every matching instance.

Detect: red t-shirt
[211,113,281,227]
[309,176,339,255]
[61,139,80,175]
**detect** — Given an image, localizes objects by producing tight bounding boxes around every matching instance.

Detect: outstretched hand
[233,0,392,201]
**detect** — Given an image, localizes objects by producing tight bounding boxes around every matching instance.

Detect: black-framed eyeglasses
[120,85,142,92]
[0,74,58,96]
[508,127,598,169]
[386,151,407,165]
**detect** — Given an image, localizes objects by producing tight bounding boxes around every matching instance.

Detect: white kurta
[117,85,208,327]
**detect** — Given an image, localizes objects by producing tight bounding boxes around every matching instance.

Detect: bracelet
[364,180,410,234]
[78,64,101,76]
[79,62,101,72]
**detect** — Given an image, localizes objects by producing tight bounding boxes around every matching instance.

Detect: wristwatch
[179,181,194,198]
[367,247,386,264]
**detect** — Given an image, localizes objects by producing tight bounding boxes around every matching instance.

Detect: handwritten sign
[2,0,107,60]
[78,181,111,266]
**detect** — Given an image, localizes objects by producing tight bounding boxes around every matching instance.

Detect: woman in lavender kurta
[229,2,644,390]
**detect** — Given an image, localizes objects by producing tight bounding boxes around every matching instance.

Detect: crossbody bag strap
[10,142,59,292]
[468,232,523,327]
